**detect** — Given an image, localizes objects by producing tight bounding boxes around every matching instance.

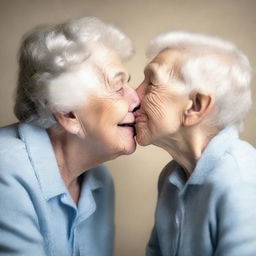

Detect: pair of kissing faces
[71,46,186,158]
[57,45,187,159]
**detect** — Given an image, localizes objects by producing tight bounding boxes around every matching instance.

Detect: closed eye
[148,78,157,87]
[116,87,124,93]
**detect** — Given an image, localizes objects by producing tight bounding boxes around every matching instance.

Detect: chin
[136,138,150,147]
[120,137,137,155]
[109,138,137,160]
[135,125,152,146]
[122,139,137,155]
[135,131,151,147]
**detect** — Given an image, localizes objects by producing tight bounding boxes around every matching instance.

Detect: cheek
[142,90,169,122]
[100,99,129,128]
[77,99,113,133]
[112,99,129,119]
[141,89,187,135]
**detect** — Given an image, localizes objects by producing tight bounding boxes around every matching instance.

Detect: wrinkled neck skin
[154,125,219,177]
[47,127,108,204]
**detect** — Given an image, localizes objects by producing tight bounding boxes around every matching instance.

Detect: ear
[183,90,214,126]
[54,111,80,135]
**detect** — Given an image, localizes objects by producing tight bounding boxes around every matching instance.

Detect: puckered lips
[134,110,144,124]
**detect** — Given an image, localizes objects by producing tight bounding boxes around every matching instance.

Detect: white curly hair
[14,17,134,128]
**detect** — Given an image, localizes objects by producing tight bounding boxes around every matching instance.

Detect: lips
[118,120,136,136]
[134,110,144,124]
[117,122,135,127]
[118,114,135,127]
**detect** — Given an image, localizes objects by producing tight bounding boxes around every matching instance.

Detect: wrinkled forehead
[145,48,188,80]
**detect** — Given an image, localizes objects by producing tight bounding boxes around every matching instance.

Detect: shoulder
[203,138,256,209]
[0,123,29,172]
[210,138,256,188]
[0,123,37,190]
[0,123,25,153]
[213,150,256,228]
[227,138,256,179]
[0,134,38,217]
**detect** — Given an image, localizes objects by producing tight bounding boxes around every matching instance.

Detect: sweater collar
[169,126,239,189]
[18,123,103,200]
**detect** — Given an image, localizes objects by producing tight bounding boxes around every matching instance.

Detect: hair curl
[14,17,134,128]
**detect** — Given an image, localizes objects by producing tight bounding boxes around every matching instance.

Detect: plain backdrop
[0,1,255,255]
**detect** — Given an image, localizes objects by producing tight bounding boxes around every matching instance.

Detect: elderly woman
[0,17,139,256]
[135,31,256,256]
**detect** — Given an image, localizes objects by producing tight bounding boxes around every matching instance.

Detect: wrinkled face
[135,49,189,146]
[75,47,140,159]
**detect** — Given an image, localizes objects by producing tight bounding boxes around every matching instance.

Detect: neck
[47,127,104,203]
[154,125,218,177]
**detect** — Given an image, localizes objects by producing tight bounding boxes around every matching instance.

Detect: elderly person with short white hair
[135,31,256,256]
[0,17,139,255]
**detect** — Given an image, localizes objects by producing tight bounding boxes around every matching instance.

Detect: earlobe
[184,90,213,126]
[54,111,80,135]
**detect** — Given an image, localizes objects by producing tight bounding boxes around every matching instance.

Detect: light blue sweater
[0,123,114,256]
[147,126,256,256]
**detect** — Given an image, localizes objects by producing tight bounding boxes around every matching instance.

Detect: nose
[124,85,140,112]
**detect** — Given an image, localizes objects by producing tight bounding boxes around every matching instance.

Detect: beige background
[0,0,255,255]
